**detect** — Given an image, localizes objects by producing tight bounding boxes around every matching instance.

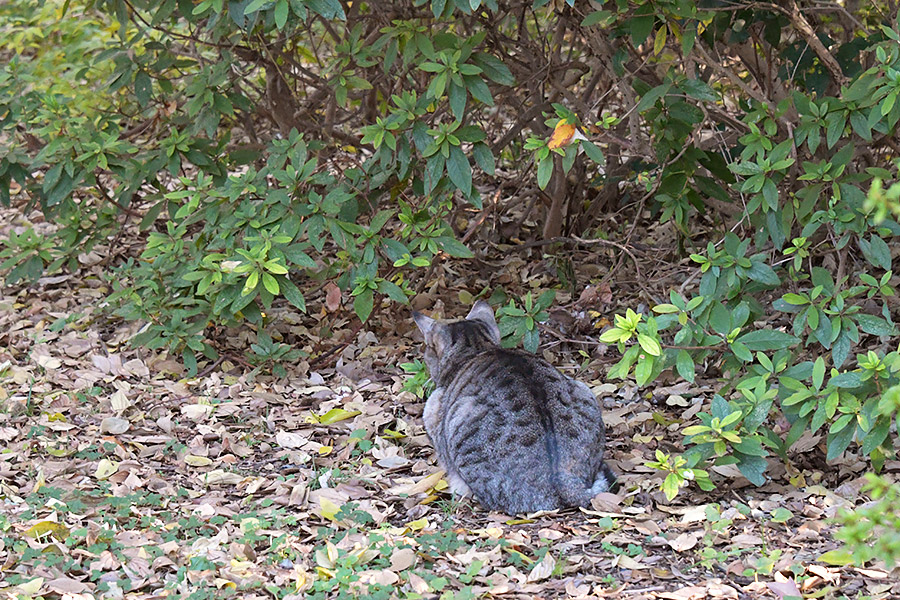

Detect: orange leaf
[548,121,576,150]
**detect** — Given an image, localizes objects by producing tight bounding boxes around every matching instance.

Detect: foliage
[2,0,900,500]
[833,472,900,568]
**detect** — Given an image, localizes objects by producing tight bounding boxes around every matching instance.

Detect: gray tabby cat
[413,300,615,513]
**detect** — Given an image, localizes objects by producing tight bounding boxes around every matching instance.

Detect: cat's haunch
[413,300,615,514]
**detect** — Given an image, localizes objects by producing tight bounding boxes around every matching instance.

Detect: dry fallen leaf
[526,552,556,583]
[668,532,700,552]
[100,416,130,434]
[325,282,342,312]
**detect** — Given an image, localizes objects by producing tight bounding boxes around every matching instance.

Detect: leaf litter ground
[0,206,897,600]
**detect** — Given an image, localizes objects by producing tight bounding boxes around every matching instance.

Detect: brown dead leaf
[46,577,88,595]
[667,532,699,552]
[325,282,342,312]
[390,547,417,571]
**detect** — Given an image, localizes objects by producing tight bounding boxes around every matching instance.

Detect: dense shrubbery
[2,0,900,522]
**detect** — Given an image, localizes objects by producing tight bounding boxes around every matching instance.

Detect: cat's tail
[558,462,617,507]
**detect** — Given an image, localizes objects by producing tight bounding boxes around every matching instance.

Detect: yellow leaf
[25,521,70,541]
[548,121,576,150]
[317,408,361,425]
[17,577,44,595]
[654,24,667,55]
[818,550,855,566]
[318,497,342,521]
[184,455,213,467]
[95,458,119,480]
[406,517,429,531]
[318,445,333,456]
[388,470,446,496]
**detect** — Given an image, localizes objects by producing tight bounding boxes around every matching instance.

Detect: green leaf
[826,421,856,460]
[262,271,280,295]
[812,356,825,390]
[662,472,680,500]
[472,52,514,86]
[279,277,307,312]
[629,13,654,47]
[637,333,661,356]
[448,80,466,119]
[464,75,493,105]
[860,235,892,270]
[446,145,472,195]
[378,279,408,304]
[242,271,259,296]
[581,10,612,27]
[134,71,152,107]
[581,140,604,165]
[855,313,894,336]
[434,236,473,258]
[709,302,731,335]
[472,142,495,175]
[244,0,272,15]
[354,288,374,322]
[730,341,753,363]
[536,156,553,190]
[770,508,793,523]
[829,371,863,388]
[274,0,288,28]
[782,293,809,305]
[523,327,539,353]
[676,349,695,382]
[736,330,801,351]
[734,454,767,486]
[635,83,671,113]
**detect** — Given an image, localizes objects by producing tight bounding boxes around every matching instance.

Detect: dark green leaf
[734,454,768,486]
[855,313,894,336]
[826,422,856,460]
[434,236,473,258]
[829,371,863,388]
[378,279,408,304]
[354,288,374,322]
[472,142,495,175]
[134,71,152,107]
[581,140,604,166]
[446,145,472,195]
[737,329,801,351]
[279,277,307,312]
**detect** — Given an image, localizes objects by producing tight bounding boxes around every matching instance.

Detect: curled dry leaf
[526,552,556,583]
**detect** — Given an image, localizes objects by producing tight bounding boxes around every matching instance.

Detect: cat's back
[440,347,607,512]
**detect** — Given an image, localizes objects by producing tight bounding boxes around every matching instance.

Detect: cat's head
[412,300,501,378]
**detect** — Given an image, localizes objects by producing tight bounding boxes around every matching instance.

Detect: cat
[412,300,615,513]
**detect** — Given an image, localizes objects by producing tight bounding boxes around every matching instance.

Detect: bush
[1,0,899,503]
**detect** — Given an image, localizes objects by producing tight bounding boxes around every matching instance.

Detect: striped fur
[413,301,615,513]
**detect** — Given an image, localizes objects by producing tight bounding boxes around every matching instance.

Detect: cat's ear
[413,311,436,337]
[466,300,501,343]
